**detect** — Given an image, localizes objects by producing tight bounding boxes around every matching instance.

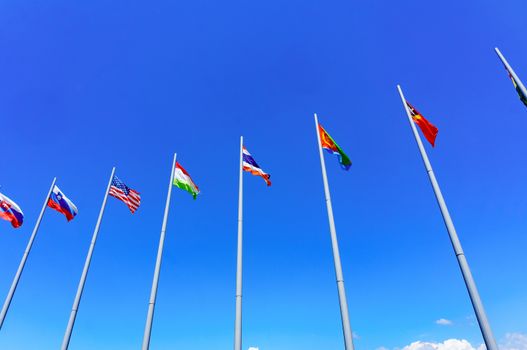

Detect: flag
[109,176,141,213]
[47,185,78,222]
[174,162,200,199]
[318,124,352,170]
[0,192,24,228]
[242,146,271,186]
[505,69,527,107]
[406,101,439,147]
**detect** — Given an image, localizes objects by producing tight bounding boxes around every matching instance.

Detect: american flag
[109,175,141,213]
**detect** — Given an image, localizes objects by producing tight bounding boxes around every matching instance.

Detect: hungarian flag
[318,124,351,170]
[406,101,438,147]
[47,185,78,221]
[174,162,200,199]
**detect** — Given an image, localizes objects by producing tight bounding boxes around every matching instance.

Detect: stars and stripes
[242,146,271,186]
[109,175,141,213]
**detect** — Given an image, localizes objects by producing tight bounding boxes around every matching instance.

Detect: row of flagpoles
[0,47,525,349]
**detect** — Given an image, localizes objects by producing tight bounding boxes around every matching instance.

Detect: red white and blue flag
[0,192,24,228]
[109,175,141,213]
[243,146,271,186]
[47,185,78,222]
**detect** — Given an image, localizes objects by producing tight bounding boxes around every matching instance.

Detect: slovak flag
[47,185,78,221]
[0,192,24,228]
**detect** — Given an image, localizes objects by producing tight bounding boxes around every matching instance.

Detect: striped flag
[243,146,271,186]
[109,175,141,213]
[0,192,24,228]
[174,162,200,199]
[47,185,78,221]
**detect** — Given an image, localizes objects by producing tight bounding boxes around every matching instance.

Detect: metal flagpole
[142,153,177,350]
[0,177,57,330]
[495,47,527,101]
[233,136,243,350]
[397,85,498,350]
[314,114,355,350]
[61,167,116,350]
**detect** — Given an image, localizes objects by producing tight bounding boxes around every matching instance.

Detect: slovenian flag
[0,192,24,228]
[318,124,352,170]
[243,146,271,186]
[47,185,78,221]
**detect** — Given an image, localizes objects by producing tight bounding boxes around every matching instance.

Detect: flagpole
[495,47,527,101]
[61,167,116,350]
[234,136,243,350]
[142,153,177,350]
[397,85,498,350]
[314,114,355,350]
[0,177,56,330]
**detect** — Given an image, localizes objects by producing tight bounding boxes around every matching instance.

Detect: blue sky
[0,1,526,349]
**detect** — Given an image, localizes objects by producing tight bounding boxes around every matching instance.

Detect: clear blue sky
[1,1,526,349]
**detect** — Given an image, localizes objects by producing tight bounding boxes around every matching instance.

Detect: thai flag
[47,185,78,221]
[242,146,271,186]
[0,192,24,228]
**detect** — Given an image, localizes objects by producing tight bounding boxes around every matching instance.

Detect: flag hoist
[142,154,200,350]
[234,137,271,350]
[313,114,355,350]
[396,85,498,350]
[61,167,141,350]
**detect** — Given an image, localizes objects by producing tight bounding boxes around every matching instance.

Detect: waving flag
[243,146,271,186]
[174,162,200,199]
[406,101,438,147]
[0,192,24,228]
[109,175,141,213]
[318,124,352,170]
[47,185,78,221]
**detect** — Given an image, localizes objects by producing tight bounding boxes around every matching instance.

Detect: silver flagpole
[61,167,116,350]
[233,136,243,350]
[142,153,177,350]
[495,47,527,102]
[397,85,498,350]
[0,177,56,330]
[314,114,355,350]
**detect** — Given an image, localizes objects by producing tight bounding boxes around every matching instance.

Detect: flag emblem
[318,124,352,170]
[0,192,24,228]
[406,101,439,147]
[242,146,271,186]
[174,162,200,199]
[109,176,141,213]
[47,186,78,221]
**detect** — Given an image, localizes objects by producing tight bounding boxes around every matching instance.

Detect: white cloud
[501,332,527,350]
[248,347,259,350]
[386,333,527,350]
[401,339,477,350]
[436,319,453,326]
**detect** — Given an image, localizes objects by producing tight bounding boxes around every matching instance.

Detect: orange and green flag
[406,101,438,147]
[318,124,352,170]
